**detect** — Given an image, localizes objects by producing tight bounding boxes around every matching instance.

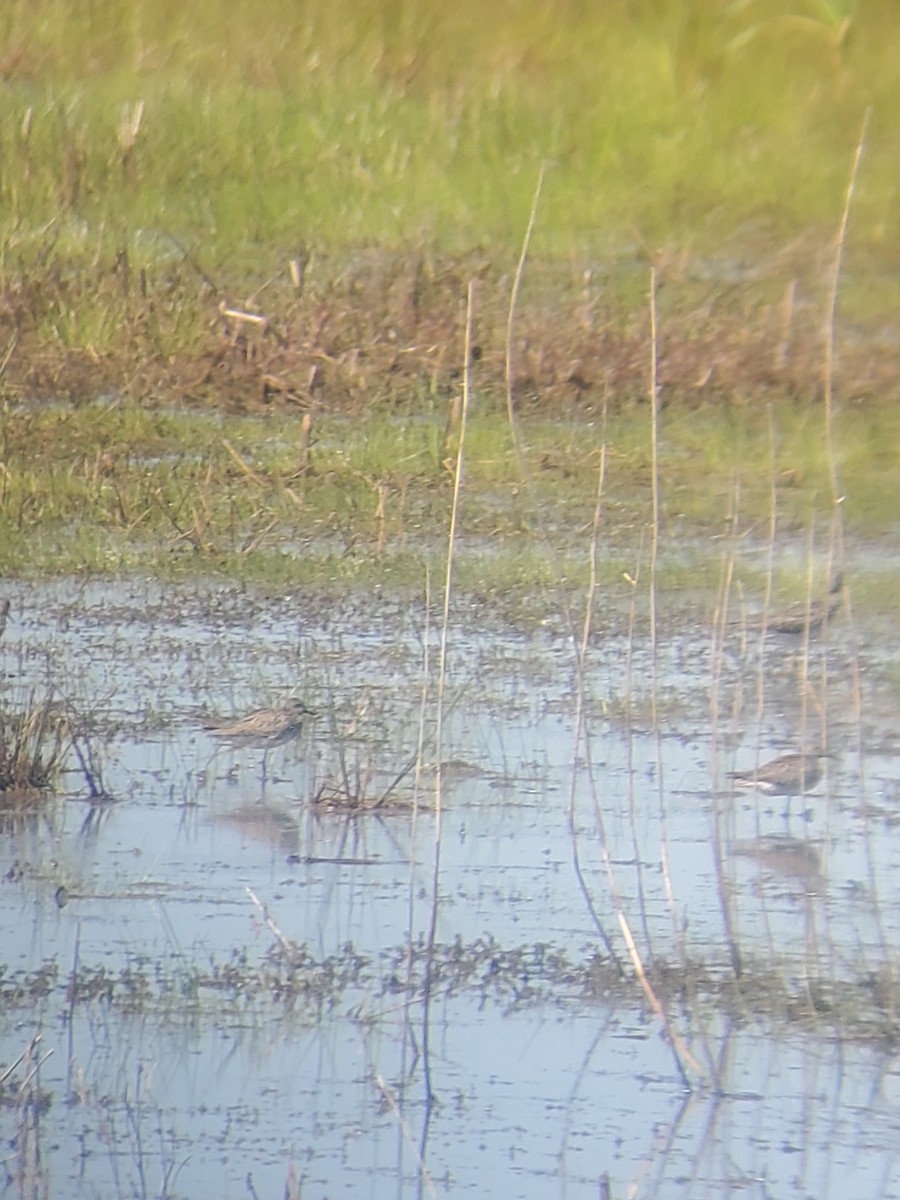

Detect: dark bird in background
[766,574,844,635]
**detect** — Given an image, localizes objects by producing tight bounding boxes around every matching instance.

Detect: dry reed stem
[241,516,279,556]
[421,280,475,1104]
[708,510,742,979]
[434,280,474,820]
[823,107,870,506]
[221,438,267,486]
[409,568,432,826]
[648,266,660,657]
[398,568,432,1081]
[0,334,16,379]
[219,303,268,329]
[499,169,694,1052]
[505,163,546,471]
[623,541,654,954]
[747,410,779,770]
[578,438,607,664]
[566,400,624,970]
[647,267,679,946]
[373,1072,438,1199]
[501,167,627,967]
[245,886,302,964]
[0,1034,46,1088]
[774,279,796,371]
[617,911,702,1088]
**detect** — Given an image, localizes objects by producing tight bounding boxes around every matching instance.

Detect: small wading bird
[728,751,831,797]
[205,698,316,780]
[205,698,315,747]
[759,574,844,636]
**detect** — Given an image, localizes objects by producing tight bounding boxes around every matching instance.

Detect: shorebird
[728,751,830,796]
[765,574,844,635]
[205,698,315,748]
[205,698,315,780]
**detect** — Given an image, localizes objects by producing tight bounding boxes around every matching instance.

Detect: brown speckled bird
[206,697,315,748]
[728,752,830,796]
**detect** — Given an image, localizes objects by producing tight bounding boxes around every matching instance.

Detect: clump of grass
[0,693,71,799]
[310,697,425,813]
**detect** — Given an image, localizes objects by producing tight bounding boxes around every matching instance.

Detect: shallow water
[3,572,900,1198]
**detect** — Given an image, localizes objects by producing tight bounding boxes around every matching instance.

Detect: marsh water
[3,560,900,1199]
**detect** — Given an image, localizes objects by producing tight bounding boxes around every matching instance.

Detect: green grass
[1,398,896,590]
[0,0,896,408]
[1,0,897,274]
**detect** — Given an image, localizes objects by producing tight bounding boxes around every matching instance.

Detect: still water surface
[2,573,900,1198]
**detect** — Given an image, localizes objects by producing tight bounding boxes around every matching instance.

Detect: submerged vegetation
[3,934,900,1050]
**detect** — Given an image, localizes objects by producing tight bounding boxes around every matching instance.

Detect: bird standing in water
[206,697,314,747]
[205,698,315,781]
[728,751,830,796]
[767,574,844,635]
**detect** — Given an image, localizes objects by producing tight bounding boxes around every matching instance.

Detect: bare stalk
[434,281,473,830]
[505,163,546,470]
[399,567,432,1107]
[617,911,702,1089]
[822,107,870,506]
[647,267,679,947]
[374,1072,437,1198]
[748,408,779,773]
[648,266,660,657]
[245,886,302,965]
[567,398,624,971]
[624,541,654,953]
[422,280,475,1105]
[708,496,743,979]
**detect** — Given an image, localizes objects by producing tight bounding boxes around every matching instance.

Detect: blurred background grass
[0,0,895,580]
[1,0,894,270]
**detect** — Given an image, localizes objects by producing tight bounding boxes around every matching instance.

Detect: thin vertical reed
[500,171,697,1083]
[709,496,743,979]
[617,911,701,1089]
[421,280,474,1109]
[567,398,624,971]
[822,107,869,508]
[647,267,678,947]
[819,114,888,977]
[623,540,654,954]
[504,163,546,473]
[648,267,660,655]
[400,567,431,1115]
[748,408,779,771]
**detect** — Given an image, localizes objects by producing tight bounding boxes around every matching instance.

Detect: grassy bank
[2,0,895,255]
[0,0,897,411]
[0,398,892,586]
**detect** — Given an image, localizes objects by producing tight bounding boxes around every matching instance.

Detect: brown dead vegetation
[0,248,896,414]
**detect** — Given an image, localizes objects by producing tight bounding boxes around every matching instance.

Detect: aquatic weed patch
[3,941,899,1048]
